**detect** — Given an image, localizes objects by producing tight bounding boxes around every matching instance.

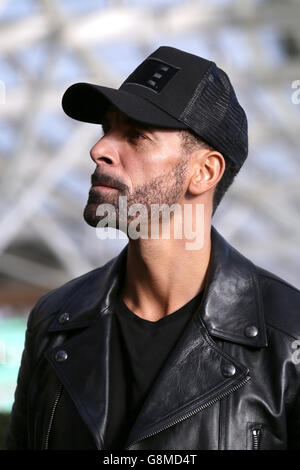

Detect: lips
[92,182,115,189]
[91,173,118,189]
[91,173,128,193]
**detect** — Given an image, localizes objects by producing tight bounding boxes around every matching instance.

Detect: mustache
[91,172,129,192]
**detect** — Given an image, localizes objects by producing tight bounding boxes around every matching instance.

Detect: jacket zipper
[43,383,63,450]
[125,375,250,449]
[251,427,261,450]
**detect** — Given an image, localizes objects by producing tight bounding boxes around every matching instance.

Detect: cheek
[122,160,147,189]
[147,142,182,169]
[122,142,183,186]
[150,151,183,177]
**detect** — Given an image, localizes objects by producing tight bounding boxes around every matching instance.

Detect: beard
[83,156,189,233]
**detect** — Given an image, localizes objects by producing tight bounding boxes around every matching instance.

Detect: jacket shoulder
[255,265,300,339]
[27,256,116,331]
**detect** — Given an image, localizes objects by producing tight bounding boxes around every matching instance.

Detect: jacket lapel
[124,309,249,448]
[44,246,128,450]
[202,227,268,348]
[45,313,112,449]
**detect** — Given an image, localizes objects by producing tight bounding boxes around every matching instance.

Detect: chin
[83,204,101,228]
[83,204,127,233]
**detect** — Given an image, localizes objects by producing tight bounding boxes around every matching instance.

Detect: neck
[121,221,212,322]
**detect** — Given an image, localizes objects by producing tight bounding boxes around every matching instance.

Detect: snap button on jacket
[6,227,300,450]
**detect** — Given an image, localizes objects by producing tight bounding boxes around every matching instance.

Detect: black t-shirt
[105,290,204,450]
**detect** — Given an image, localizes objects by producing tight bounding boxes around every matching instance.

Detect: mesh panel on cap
[180,63,248,169]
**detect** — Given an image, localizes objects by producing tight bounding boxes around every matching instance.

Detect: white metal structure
[0,0,299,303]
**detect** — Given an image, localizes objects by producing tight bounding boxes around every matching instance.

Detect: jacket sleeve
[287,344,300,449]
[5,308,36,449]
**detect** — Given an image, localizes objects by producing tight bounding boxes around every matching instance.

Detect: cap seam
[179,62,215,122]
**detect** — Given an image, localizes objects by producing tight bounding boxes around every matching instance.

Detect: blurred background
[0,0,300,448]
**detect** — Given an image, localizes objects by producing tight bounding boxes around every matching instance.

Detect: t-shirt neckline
[117,289,204,328]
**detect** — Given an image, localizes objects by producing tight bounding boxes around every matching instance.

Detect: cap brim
[62,82,188,130]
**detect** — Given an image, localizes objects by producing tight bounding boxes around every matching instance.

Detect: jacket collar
[48,225,267,348]
[201,226,267,347]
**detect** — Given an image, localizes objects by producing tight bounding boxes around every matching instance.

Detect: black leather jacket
[6,226,300,450]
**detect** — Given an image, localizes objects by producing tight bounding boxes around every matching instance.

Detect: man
[6,46,300,450]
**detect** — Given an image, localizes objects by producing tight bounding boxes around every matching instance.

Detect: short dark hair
[180,130,239,215]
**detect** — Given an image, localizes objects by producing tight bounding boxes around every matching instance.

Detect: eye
[130,129,146,141]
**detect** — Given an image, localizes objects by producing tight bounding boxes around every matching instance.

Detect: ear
[188,149,225,196]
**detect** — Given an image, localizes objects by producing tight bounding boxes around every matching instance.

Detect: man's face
[84,105,191,232]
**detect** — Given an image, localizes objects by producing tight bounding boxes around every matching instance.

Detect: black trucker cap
[62,46,248,170]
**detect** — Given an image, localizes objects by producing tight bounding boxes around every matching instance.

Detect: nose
[89,134,120,167]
